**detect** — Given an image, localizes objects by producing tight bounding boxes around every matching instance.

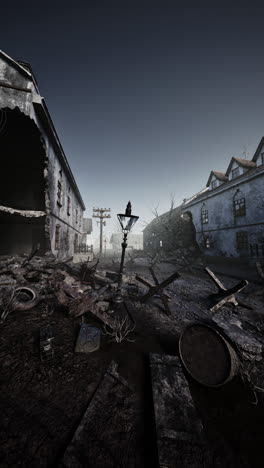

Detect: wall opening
[0,107,47,255]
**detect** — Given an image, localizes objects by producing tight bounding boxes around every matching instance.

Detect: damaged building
[143,206,197,253]
[0,50,86,258]
[182,145,264,261]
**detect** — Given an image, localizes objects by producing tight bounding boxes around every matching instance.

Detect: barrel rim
[179,321,238,388]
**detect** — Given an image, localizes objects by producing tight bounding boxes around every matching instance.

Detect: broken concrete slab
[149,353,210,468]
[59,361,142,468]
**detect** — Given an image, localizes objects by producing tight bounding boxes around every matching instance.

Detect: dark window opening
[211,180,217,189]
[236,232,248,250]
[250,244,259,257]
[201,210,208,224]
[57,181,62,207]
[232,167,239,179]
[55,225,61,250]
[234,198,246,217]
[205,238,210,248]
[67,196,71,216]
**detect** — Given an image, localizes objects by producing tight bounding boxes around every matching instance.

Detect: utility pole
[92,207,111,256]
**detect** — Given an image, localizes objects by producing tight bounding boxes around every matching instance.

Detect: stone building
[182,144,264,261]
[0,50,86,258]
[143,206,197,253]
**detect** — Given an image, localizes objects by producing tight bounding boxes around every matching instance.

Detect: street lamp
[114,201,139,303]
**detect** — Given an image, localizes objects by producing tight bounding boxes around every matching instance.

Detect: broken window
[201,209,208,224]
[211,180,217,189]
[67,196,71,216]
[236,231,248,250]
[55,224,61,250]
[231,167,239,179]
[234,197,246,217]
[76,208,78,224]
[57,181,62,207]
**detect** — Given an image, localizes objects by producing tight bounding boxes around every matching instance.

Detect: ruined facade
[182,145,264,261]
[0,50,86,258]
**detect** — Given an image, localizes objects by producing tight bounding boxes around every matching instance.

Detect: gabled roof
[252,137,264,162]
[206,171,228,187]
[226,157,256,176]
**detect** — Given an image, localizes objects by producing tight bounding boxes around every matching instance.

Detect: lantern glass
[117,213,138,233]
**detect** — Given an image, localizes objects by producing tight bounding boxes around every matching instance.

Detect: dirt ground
[1,253,264,467]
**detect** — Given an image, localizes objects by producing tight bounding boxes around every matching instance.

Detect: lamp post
[114,201,139,303]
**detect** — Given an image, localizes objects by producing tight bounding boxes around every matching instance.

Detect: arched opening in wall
[0,107,47,255]
[181,210,199,250]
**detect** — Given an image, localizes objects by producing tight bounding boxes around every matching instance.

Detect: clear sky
[1,4,264,237]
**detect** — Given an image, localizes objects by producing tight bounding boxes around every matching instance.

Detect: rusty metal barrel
[179,322,240,387]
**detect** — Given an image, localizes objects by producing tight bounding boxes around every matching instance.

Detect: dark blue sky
[2,4,264,236]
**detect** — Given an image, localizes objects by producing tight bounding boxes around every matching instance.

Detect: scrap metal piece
[40,325,54,361]
[204,267,250,312]
[22,243,40,267]
[80,258,99,285]
[75,323,101,353]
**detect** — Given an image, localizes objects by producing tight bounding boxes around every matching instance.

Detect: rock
[96,301,110,312]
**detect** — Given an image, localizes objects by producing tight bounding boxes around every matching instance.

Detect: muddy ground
[0,253,264,467]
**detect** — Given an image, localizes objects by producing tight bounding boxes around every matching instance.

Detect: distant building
[110,233,143,252]
[0,50,86,258]
[143,206,197,252]
[182,145,264,261]
[81,218,93,244]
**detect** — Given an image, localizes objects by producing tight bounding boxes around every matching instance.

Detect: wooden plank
[60,361,142,468]
[149,353,209,468]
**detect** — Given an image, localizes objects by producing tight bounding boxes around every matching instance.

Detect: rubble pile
[0,253,130,327]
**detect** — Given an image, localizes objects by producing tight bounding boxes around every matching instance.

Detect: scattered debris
[40,325,54,361]
[22,243,40,267]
